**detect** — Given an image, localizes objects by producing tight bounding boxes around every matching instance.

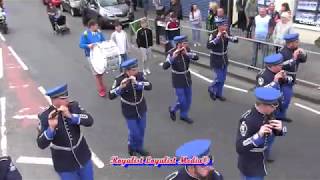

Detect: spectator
[251,7,271,67]
[165,0,183,20]
[234,0,247,31]
[206,2,218,33]
[280,2,291,15]
[153,0,164,12]
[272,12,294,45]
[166,13,180,48]
[47,2,59,31]
[189,4,202,47]
[245,0,258,38]
[132,0,137,11]
[111,21,130,65]
[267,2,280,37]
[216,8,227,20]
[143,0,149,17]
[136,18,153,75]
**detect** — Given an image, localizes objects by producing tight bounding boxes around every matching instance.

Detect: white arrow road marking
[8,46,29,71]
[0,33,5,42]
[91,150,105,168]
[12,114,38,120]
[16,156,53,165]
[0,97,7,156]
[38,86,51,104]
[158,62,248,93]
[294,103,320,115]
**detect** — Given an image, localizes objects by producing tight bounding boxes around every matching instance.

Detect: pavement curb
[151,46,320,105]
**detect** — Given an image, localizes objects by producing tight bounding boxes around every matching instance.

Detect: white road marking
[16,156,53,165]
[91,150,105,168]
[38,86,51,104]
[294,103,320,115]
[158,62,248,93]
[8,46,29,71]
[0,34,5,42]
[0,97,7,156]
[0,48,3,79]
[12,114,38,120]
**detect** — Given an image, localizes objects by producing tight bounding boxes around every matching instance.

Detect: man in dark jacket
[165,0,182,20]
[37,84,94,180]
[136,18,153,75]
[207,18,238,102]
[236,87,287,180]
[279,33,307,122]
[109,58,152,156]
[163,35,199,124]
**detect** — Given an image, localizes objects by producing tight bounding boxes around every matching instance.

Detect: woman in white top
[189,4,202,47]
[272,12,294,45]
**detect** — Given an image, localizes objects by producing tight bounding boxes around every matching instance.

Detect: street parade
[0,0,319,180]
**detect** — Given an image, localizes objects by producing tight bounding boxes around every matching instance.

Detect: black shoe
[180,117,194,124]
[137,149,150,156]
[128,147,139,156]
[169,106,176,121]
[281,117,293,123]
[208,89,216,101]
[265,154,275,163]
[217,96,226,101]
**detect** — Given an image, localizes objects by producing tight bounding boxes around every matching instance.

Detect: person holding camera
[279,33,307,123]
[37,84,94,180]
[109,58,152,156]
[207,18,238,102]
[236,87,287,180]
[163,35,199,124]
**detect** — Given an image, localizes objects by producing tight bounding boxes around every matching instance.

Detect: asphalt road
[0,1,320,180]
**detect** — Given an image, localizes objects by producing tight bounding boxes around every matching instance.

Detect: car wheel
[71,8,75,16]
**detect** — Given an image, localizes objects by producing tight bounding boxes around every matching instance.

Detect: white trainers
[146,69,151,75]
[143,70,148,76]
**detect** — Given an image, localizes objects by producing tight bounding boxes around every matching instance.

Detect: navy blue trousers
[58,160,93,180]
[126,113,147,151]
[171,87,192,118]
[209,66,228,97]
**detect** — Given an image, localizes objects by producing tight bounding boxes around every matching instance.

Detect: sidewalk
[133,9,320,104]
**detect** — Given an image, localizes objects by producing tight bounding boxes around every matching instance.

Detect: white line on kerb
[38,86,51,104]
[158,62,248,93]
[294,103,320,115]
[0,48,3,79]
[0,34,5,42]
[16,156,53,165]
[91,150,105,168]
[8,46,29,71]
[0,97,7,156]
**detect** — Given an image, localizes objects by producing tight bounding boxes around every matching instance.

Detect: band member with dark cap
[163,35,199,124]
[279,33,307,122]
[109,58,152,156]
[79,19,107,97]
[207,18,238,102]
[37,84,94,180]
[236,87,287,180]
[165,139,223,180]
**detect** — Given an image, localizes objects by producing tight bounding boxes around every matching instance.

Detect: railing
[128,18,320,88]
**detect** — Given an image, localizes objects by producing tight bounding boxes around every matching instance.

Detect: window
[294,0,320,26]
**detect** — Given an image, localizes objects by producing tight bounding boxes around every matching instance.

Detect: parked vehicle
[43,0,62,7]
[60,0,81,16]
[80,0,134,28]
